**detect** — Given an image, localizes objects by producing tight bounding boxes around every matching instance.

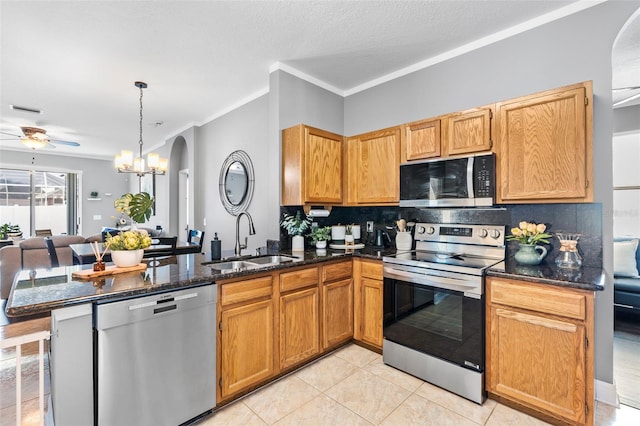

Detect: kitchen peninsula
[6,246,605,425]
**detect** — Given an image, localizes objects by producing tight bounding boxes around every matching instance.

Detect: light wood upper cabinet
[345,126,401,205]
[353,259,383,349]
[282,124,343,206]
[495,81,593,203]
[402,118,441,162]
[443,107,493,156]
[486,276,594,426]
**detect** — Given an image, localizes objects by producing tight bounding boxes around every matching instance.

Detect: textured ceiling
[0,0,635,159]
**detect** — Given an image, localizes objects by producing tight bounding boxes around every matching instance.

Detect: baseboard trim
[595,379,619,407]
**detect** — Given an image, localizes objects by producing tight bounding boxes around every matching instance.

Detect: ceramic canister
[351,225,361,240]
[331,225,346,241]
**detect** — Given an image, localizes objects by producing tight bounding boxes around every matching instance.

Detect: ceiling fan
[0,126,80,150]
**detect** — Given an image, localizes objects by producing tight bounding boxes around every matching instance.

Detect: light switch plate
[93,215,102,221]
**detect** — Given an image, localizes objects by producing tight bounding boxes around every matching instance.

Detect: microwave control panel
[473,155,495,198]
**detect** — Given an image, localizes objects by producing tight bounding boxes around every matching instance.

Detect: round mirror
[219,150,254,215]
[225,161,248,205]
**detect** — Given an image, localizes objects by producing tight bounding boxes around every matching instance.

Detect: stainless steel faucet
[235,211,256,256]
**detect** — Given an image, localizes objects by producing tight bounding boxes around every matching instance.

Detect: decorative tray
[72,263,147,279]
[329,243,365,249]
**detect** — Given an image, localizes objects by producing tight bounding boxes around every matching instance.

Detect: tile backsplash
[279,203,602,268]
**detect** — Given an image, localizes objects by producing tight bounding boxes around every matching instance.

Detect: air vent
[9,105,43,114]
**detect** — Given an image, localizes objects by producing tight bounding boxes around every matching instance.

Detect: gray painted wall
[0,150,129,236]
[197,94,272,257]
[343,1,639,385]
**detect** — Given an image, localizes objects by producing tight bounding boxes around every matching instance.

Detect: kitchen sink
[207,260,259,273]
[248,255,298,265]
[205,254,301,273]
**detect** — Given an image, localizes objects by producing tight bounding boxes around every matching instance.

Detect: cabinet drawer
[488,278,586,321]
[322,261,353,282]
[220,275,273,306]
[360,260,382,280]
[280,267,319,292]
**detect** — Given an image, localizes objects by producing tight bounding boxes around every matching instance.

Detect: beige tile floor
[200,343,640,426]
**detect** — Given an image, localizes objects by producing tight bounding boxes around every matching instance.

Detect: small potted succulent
[309,226,332,249]
[280,211,311,251]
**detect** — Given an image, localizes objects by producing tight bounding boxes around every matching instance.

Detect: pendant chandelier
[114,81,168,191]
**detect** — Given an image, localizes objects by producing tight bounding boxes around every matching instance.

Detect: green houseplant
[0,223,22,240]
[280,211,311,251]
[309,226,332,249]
[114,192,154,224]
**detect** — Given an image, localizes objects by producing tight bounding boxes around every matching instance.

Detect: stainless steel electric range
[382,222,505,404]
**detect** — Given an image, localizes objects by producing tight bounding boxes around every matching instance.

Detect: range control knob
[425,226,436,235]
[416,226,426,235]
[478,229,489,238]
[489,229,501,239]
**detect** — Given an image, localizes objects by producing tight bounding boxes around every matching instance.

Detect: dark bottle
[211,232,221,260]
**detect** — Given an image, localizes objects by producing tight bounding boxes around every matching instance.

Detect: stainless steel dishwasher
[94,283,217,426]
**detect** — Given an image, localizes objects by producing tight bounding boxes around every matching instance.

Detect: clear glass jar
[555,233,582,269]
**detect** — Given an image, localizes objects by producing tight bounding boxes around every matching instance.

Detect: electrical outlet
[366,221,374,232]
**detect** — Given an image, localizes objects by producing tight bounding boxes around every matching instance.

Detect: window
[613,132,640,237]
[0,168,78,236]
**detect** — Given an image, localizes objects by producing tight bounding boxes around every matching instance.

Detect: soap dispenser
[211,232,221,260]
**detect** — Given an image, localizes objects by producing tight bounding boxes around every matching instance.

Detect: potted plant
[344,224,354,244]
[507,221,552,265]
[309,226,332,249]
[114,192,154,224]
[105,230,152,268]
[280,211,311,251]
[1,223,22,240]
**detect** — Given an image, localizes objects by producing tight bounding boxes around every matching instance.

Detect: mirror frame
[219,150,255,216]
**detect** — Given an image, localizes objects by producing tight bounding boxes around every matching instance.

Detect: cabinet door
[305,127,342,203]
[487,306,586,424]
[359,277,383,348]
[496,83,592,203]
[444,107,492,156]
[281,124,343,205]
[219,299,274,399]
[279,287,320,370]
[345,127,400,205]
[322,277,353,349]
[403,119,441,161]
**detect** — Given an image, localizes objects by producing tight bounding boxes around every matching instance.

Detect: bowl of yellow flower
[507,221,552,265]
[105,230,152,268]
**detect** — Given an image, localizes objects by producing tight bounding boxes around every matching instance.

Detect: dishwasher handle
[95,284,216,331]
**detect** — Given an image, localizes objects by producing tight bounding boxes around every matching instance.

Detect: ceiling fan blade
[50,139,80,147]
[0,130,21,138]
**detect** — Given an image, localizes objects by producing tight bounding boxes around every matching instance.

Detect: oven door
[383,266,484,371]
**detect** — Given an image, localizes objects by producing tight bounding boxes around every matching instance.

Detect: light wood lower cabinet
[322,261,353,349]
[218,275,275,401]
[353,259,383,349]
[279,287,320,369]
[486,276,594,426]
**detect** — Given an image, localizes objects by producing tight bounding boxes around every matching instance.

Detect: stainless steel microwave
[399,153,495,207]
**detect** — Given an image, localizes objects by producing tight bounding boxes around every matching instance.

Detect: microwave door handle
[467,156,475,198]
[384,267,477,293]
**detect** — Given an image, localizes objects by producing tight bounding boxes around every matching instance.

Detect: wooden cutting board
[72,263,147,279]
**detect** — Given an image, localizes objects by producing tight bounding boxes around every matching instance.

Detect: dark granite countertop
[6,247,395,317]
[487,258,605,292]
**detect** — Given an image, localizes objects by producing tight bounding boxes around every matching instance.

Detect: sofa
[0,234,102,299]
[613,238,640,315]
